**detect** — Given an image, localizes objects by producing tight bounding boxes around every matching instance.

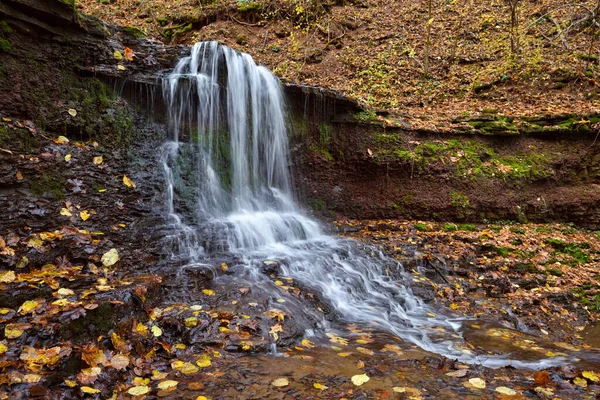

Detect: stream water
[158,41,577,370]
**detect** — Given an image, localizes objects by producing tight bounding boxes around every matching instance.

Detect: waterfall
[160,41,567,369]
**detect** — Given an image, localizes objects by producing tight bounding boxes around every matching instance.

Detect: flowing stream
[159,41,570,369]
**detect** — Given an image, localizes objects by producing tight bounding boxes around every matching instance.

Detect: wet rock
[261,260,280,275]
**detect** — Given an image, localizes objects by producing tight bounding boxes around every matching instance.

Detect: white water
[160,41,568,369]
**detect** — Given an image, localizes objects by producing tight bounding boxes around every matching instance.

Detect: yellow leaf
[67,109,77,117]
[93,156,103,165]
[313,383,328,390]
[65,154,71,162]
[133,377,150,386]
[351,374,370,386]
[16,170,23,180]
[135,322,149,337]
[113,50,123,60]
[24,374,42,383]
[27,237,43,249]
[301,339,314,348]
[0,343,7,354]
[196,397,209,400]
[0,270,16,283]
[468,377,486,389]
[196,354,211,368]
[81,386,101,394]
[180,362,199,375]
[272,378,289,387]
[450,303,460,310]
[80,210,91,221]
[202,289,215,296]
[98,189,106,193]
[60,208,73,217]
[428,18,434,24]
[274,280,283,286]
[64,380,77,388]
[118,65,126,71]
[157,380,178,390]
[56,136,69,144]
[101,248,119,267]
[18,300,38,314]
[495,386,517,395]
[151,325,163,337]
[57,288,74,297]
[128,386,150,395]
[123,175,136,188]
[338,352,352,357]
[583,371,599,382]
[185,317,198,328]
[573,376,587,388]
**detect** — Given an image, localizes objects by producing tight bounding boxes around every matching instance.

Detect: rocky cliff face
[288,87,600,228]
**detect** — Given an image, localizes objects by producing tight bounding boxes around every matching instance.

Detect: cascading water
[160,41,568,369]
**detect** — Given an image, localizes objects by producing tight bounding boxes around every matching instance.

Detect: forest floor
[1,117,600,398]
[79,0,600,131]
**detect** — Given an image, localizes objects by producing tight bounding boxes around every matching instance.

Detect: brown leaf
[534,370,551,386]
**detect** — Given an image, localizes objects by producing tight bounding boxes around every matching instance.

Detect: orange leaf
[124,47,135,61]
[534,370,551,386]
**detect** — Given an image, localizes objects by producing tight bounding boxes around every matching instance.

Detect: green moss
[514,262,537,274]
[535,227,553,233]
[414,223,429,232]
[545,267,563,277]
[510,227,526,234]
[0,38,11,53]
[355,110,381,125]
[442,223,458,232]
[122,26,147,38]
[29,174,65,200]
[310,199,326,212]
[459,224,479,232]
[317,123,332,148]
[157,17,168,26]
[450,191,470,209]
[0,21,13,35]
[544,238,591,264]
[237,0,260,12]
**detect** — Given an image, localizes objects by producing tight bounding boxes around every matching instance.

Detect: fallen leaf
[101,248,119,267]
[534,370,550,386]
[118,65,126,71]
[111,354,129,370]
[0,270,16,283]
[60,208,73,217]
[93,156,103,165]
[16,171,23,180]
[123,175,136,188]
[124,47,135,61]
[272,378,289,387]
[158,380,178,390]
[81,386,101,394]
[351,374,370,386]
[80,210,91,221]
[573,377,587,388]
[65,154,71,161]
[446,369,468,377]
[151,325,163,337]
[196,354,211,368]
[202,289,215,296]
[113,50,123,60]
[67,109,77,117]
[468,377,486,389]
[128,386,150,395]
[18,300,38,314]
[313,383,328,390]
[180,362,199,375]
[495,386,517,395]
[0,343,8,354]
[582,371,599,382]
